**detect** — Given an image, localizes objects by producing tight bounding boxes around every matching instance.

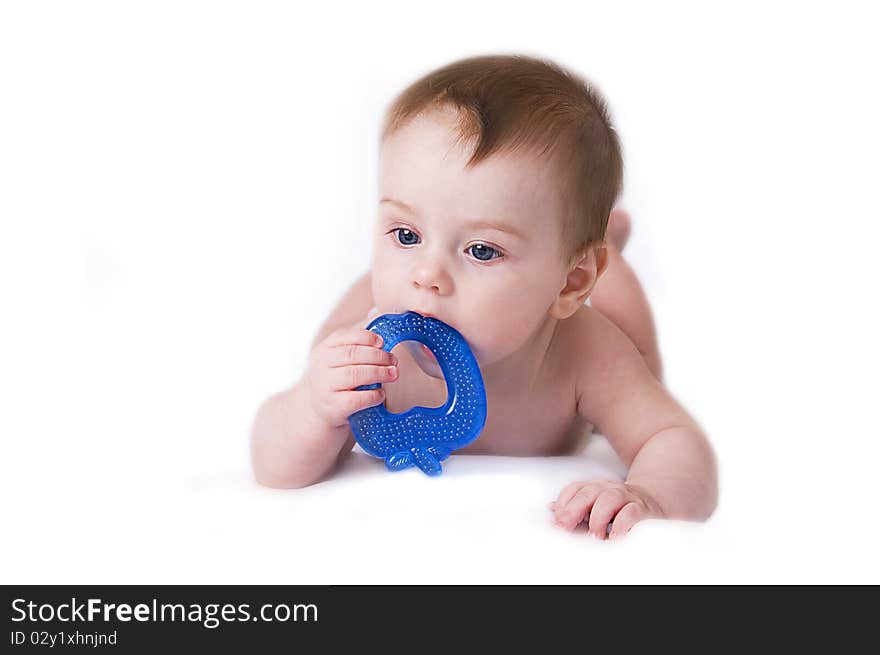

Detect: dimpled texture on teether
[347,311,487,476]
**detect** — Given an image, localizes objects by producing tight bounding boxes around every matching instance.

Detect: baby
[251,54,717,539]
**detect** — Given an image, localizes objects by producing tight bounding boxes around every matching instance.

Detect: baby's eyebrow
[380,198,526,240]
[380,198,418,214]
[459,219,526,241]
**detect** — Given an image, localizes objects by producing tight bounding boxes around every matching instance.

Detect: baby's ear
[551,245,604,319]
[595,243,609,278]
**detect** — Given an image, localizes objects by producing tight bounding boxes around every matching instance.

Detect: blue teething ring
[348,311,487,475]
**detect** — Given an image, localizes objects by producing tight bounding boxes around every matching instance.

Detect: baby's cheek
[466,316,533,363]
[369,271,401,311]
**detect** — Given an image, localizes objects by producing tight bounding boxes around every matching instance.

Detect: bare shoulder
[556,304,656,416]
[555,304,642,368]
[310,269,375,349]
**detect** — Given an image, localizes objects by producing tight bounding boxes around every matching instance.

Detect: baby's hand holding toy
[348,311,487,476]
[306,309,397,431]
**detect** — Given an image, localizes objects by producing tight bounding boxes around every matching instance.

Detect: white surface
[1,1,879,584]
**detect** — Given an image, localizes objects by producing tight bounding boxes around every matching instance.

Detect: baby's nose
[411,263,452,295]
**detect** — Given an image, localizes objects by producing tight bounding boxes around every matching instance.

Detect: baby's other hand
[548,480,664,540]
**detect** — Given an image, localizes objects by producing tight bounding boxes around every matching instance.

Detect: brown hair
[381,53,624,263]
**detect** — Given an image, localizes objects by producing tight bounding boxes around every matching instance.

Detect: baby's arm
[250,271,388,488]
[553,311,717,537]
[250,378,352,488]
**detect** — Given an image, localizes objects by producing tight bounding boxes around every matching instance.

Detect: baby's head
[370,54,623,375]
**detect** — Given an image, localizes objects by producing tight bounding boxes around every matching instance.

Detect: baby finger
[555,486,600,530]
[553,481,591,518]
[327,344,397,368]
[587,489,628,540]
[608,502,643,540]
[339,387,386,416]
[326,327,383,350]
[332,364,398,391]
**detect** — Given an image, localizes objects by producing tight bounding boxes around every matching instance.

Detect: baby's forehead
[380,146,568,224]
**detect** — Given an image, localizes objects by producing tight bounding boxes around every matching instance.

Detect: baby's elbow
[695,486,718,522]
[694,454,719,522]
[664,444,718,522]
[253,468,314,490]
[250,440,316,490]
[250,444,336,489]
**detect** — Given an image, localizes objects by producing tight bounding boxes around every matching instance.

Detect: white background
[1,1,878,584]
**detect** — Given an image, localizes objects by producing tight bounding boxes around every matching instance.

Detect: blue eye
[394,228,420,246]
[469,243,501,261]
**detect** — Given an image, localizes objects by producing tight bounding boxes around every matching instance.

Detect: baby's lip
[409,309,474,344]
